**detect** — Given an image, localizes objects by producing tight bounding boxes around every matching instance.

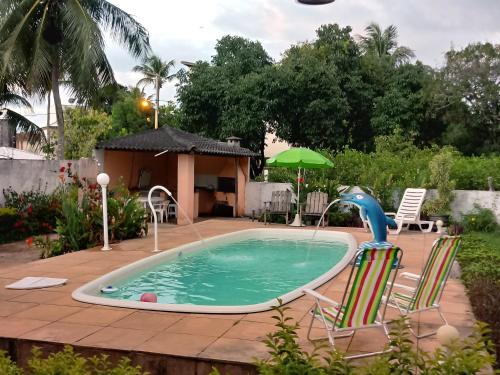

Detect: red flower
[297,177,304,183]
[59,166,65,172]
[26,205,33,215]
[25,237,33,247]
[89,183,97,190]
[14,220,23,228]
[67,162,72,168]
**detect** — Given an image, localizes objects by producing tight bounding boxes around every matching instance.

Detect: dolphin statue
[340,192,397,243]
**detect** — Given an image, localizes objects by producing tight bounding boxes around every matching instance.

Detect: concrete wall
[244,182,296,217]
[427,189,500,222]
[0,158,98,205]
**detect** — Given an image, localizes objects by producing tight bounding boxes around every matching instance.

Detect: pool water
[102,238,348,306]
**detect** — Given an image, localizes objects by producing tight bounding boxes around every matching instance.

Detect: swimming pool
[72,229,357,313]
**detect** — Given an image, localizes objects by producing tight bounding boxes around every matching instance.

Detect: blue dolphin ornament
[339,192,397,243]
[339,192,400,267]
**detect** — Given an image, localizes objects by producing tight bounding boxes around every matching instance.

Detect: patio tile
[223,320,276,341]
[166,316,236,337]
[21,322,101,343]
[0,301,37,317]
[200,337,269,362]
[110,311,182,331]
[12,304,82,321]
[77,327,156,350]
[60,307,133,326]
[0,317,49,337]
[49,295,92,308]
[10,290,67,304]
[138,331,216,356]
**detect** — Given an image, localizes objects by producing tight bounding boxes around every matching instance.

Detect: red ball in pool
[140,292,157,303]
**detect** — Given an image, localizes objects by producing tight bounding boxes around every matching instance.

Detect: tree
[64,107,111,159]
[267,43,350,150]
[436,43,499,154]
[133,54,177,129]
[0,0,150,159]
[358,23,415,66]
[370,62,445,145]
[177,35,273,175]
[110,87,152,138]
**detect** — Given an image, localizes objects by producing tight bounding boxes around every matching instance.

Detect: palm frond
[0,92,32,108]
[4,108,46,149]
[99,0,151,58]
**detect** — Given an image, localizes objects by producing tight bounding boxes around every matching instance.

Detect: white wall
[245,181,295,217]
[0,158,98,205]
[428,189,500,222]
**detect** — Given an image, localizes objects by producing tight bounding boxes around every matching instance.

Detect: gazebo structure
[95,126,257,224]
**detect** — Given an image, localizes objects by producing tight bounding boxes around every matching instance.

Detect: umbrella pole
[290,167,303,227]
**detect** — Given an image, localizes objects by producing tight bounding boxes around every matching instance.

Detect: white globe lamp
[437,324,459,345]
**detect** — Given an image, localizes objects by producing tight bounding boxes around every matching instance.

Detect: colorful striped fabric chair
[386,236,461,339]
[304,246,402,359]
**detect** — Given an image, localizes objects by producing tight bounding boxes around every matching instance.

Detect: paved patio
[0,219,475,374]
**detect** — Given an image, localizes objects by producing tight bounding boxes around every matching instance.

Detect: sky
[22,0,500,127]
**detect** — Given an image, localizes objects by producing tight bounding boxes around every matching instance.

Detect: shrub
[0,345,147,374]
[1,184,60,244]
[457,233,500,366]
[422,149,456,216]
[35,178,147,258]
[462,204,498,233]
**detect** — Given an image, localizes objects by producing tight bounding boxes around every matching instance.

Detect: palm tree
[133,55,176,129]
[358,23,415,66]
[0,0,150,159]
[0,71,45,149]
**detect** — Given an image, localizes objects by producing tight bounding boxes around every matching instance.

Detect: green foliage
[437,43,500,155]
[177,35,272,175]
[255,301,329,374]
[64,108,112,159]
[0,350,22,375]
[1,184,60,244]
[456,233,500,366]
[7,345,148,375]
[34,169,147,258]
[110,88,153,138]
[422,149,456,216]
[462,204,498,233]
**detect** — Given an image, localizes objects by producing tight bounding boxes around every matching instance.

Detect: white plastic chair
[362,188,434,234]
[151,200,168,223]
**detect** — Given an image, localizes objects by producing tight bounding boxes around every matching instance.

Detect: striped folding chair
[304,246,402,359]
[386,236,461,339]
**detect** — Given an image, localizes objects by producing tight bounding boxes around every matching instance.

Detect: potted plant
[422,150,456,227]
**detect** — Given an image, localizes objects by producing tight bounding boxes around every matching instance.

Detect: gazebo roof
[96,126,257,157]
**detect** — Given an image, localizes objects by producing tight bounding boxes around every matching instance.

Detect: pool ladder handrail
[148,185,204,252]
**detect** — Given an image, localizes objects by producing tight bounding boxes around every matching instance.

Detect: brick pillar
[177,153,195,225]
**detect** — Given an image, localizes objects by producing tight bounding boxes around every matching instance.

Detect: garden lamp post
[97,173,111,251]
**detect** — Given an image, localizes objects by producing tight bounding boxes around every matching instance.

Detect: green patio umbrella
[266,148,333,226]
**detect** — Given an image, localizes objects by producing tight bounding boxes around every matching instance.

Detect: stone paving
[0,219,475,374]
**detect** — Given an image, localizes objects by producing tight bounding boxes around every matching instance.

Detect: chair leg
[418,221,434,233]
[409,307,448,339]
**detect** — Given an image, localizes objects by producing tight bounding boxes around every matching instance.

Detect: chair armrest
[390,283,416,293]
[400,272,421,281]
[384,212,397,218]
[303,289,339,306]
